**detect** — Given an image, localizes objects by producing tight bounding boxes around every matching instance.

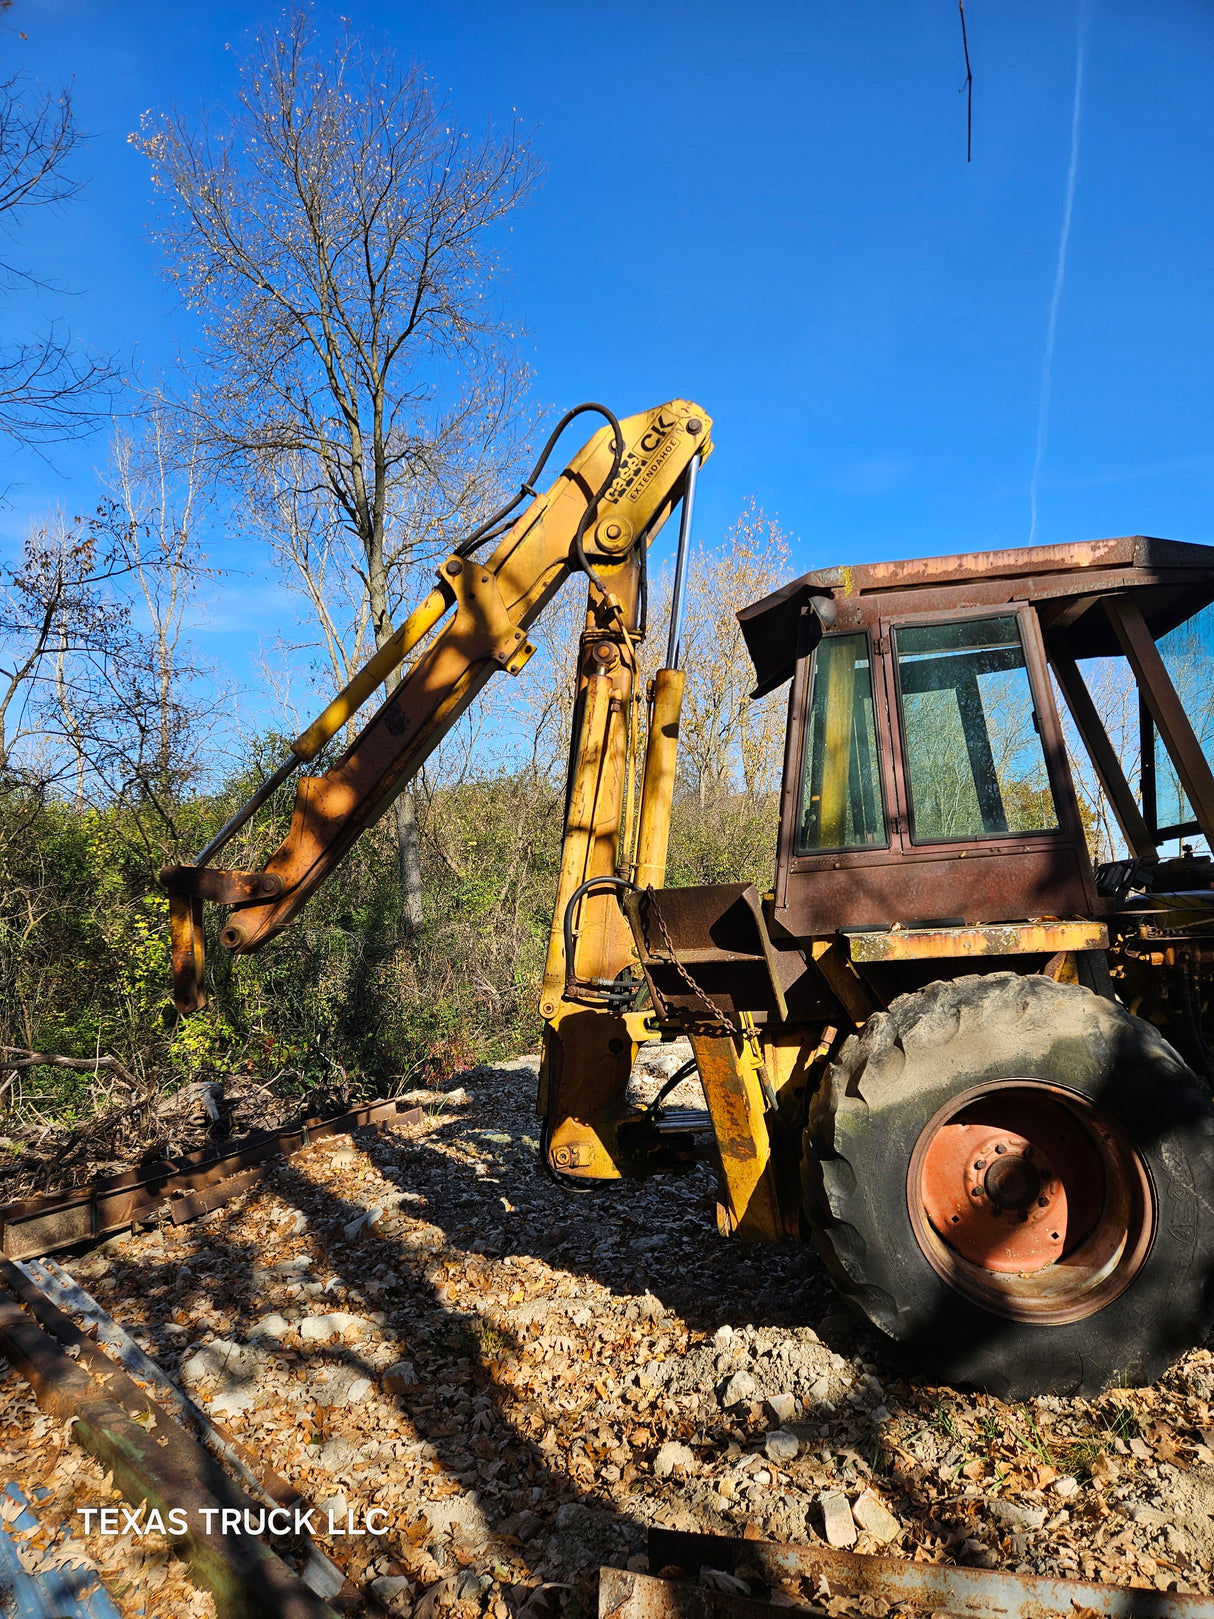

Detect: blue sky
[4,0,1214,709]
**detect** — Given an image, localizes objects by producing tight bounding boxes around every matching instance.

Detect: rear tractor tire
[802,972,1214,1398]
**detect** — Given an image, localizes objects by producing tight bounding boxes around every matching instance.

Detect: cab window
[893,615,1058,842]
[797,633,887,853]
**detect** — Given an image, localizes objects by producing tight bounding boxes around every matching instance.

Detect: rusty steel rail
[0,1256,356,1601]
[14,1255,348,1603]
[633,1527,1214,1619]
[0,1097,424,1260]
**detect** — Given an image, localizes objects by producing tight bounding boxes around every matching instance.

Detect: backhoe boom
[163,401,712,1015]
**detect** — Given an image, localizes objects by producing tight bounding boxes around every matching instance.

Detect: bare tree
[0,68,116,451]
[668,501,793,806]
[0,423,215,852]
[105,412,218,830]
[0,510,115,777]
[132,8,539,925]
[253,378,529,749]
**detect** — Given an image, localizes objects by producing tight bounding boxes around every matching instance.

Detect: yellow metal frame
[844,919,1108,964]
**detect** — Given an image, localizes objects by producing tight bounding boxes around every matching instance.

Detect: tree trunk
[372,557,425,931]
[393,790,425,931]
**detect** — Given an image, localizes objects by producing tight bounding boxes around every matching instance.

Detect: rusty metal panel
[846,918,1108,964]
[642,1527,1214,1619]
[778,842,1095,935]
[624,885,788,1028]
[849,536,1139,589]
[4,1202,95,1260]
[746,535,1214,609]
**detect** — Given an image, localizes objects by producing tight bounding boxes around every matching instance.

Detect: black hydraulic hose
[456,402,624,565]
[561,875,638,994]
[643,1057,699,1117]
[1179,969,1214,1085]
[637,519,649,638]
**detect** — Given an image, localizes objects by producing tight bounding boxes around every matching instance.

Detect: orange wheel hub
[906,1079,1156,1325]
[917,1091,1103,1272]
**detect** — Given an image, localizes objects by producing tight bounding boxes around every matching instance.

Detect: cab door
[775,602,1097,935]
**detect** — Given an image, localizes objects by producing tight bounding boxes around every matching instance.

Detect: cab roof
[739,534,1214,698]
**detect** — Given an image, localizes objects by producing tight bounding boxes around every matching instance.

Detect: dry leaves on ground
[2,1051,1212,1617]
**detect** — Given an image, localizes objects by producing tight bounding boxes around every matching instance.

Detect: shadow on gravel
[68,1056,1212,1611]
[66,1060,910,1614]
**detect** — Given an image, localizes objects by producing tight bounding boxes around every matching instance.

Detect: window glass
[1153,603,1214,847]
[894,616,1059,842]
[797,634,887,852]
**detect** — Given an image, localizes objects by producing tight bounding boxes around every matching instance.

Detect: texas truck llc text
[76,1506,389,1537]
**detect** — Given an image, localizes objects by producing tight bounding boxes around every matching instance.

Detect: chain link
[643,885,738,1036]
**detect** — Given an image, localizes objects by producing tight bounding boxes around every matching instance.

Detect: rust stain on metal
[692,1038,759,1163]
[160,866,284,905]
[637,1527,1214,1619]
[845,919,1108,964]
[853,536,1130,592]
[690,1034,785,1241]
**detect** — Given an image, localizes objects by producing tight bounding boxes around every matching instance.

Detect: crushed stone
[1,1052,1211,1613]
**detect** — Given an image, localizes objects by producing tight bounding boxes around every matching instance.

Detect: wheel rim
[906,1079,1156,1325]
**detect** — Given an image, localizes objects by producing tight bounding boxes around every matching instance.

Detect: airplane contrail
[1029,2,1091,545]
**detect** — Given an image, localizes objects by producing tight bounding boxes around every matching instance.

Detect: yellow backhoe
[163,400,1214,1399]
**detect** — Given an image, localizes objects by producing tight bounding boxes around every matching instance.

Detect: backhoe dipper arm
[162,400,712,1014]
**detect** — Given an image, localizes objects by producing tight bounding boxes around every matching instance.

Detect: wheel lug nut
[971,1188,983,1199]
[974,1159,986,1170]
[994,1143,1008,1154]
[1037,1196,1049,1207]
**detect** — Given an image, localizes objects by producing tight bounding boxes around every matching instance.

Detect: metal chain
[643,885,738,1036]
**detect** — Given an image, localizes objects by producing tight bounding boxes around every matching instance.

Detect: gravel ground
[3,1051,1214,1617]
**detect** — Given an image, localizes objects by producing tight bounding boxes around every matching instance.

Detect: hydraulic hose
[561,875,638,1001]
[643,1057,699,1117]
[457,402,624,566]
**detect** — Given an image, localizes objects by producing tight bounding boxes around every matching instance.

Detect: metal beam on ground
[638,1527,1214,1619]
[0,1282,342,1619]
